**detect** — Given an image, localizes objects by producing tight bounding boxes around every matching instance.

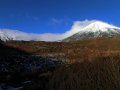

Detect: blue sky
[0,0,120,34]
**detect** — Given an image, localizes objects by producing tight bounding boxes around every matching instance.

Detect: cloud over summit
[0,20,115,41]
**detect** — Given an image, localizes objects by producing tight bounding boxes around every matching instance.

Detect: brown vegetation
[47,56,120,90]
[2,36,120,90]
[5,37,120,63]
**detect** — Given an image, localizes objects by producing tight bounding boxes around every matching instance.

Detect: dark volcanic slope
[0,41,29,56]
[0,41,63,90]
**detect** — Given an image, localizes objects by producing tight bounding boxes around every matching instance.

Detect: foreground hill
[1,36,120,89]
[47,57,120,90]
[0,41,63,90]
[5,36,120,63]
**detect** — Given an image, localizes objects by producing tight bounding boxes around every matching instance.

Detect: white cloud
[61,20,97,39]
[37,33,62,41]
[0,20,111,41]
[0,29,62,41]
[49,18,63,26]
[48,17,71,27]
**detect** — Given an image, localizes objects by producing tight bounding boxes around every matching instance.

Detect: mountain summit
[63,21,120,41]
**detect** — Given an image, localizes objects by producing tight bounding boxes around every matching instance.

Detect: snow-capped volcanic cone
[63,21,120,41]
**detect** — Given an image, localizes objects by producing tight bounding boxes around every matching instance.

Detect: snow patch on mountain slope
[0,30,61,41]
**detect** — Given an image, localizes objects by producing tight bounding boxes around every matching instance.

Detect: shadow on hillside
[0,41,63,90]
[0,41,29,56]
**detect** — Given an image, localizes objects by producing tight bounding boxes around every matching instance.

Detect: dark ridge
[0,41,29,56]
[0,41,63,90]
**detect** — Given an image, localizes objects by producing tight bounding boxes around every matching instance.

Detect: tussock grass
[3,36,120,90]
